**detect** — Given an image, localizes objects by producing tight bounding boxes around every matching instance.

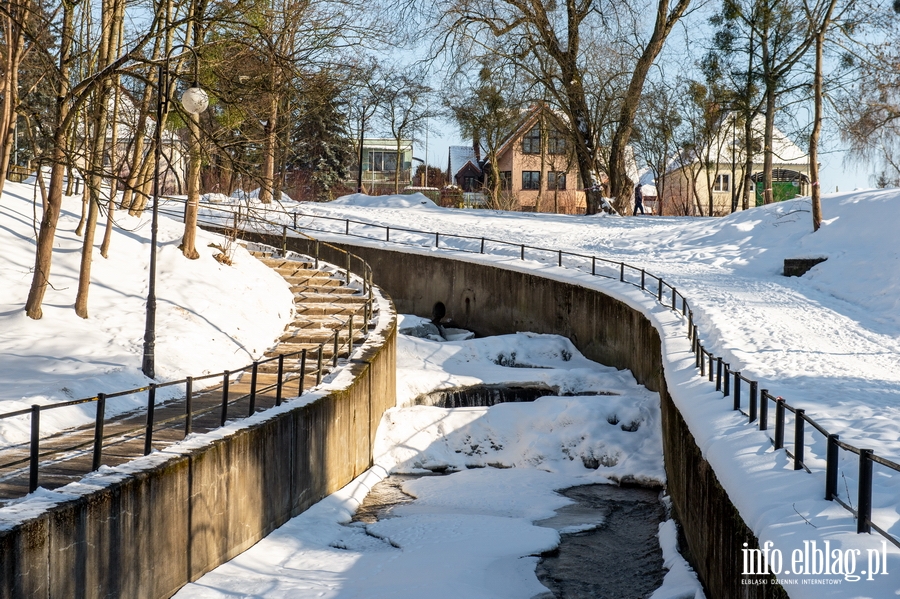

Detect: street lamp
[142,46,207,379]
[357,106,366,194]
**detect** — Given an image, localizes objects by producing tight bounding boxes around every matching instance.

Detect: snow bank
[329,192,438,209]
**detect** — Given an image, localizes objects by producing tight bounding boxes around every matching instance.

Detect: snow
[276,190,900,597]
[2,179,899,597]
[328,192,438,209]
[175,327,704,598]
[0,181,294,446]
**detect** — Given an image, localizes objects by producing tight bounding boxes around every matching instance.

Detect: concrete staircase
[0,249,375,502]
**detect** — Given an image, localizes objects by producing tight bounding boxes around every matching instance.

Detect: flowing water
[352,474,667,599]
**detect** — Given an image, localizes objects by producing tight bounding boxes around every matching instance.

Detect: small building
[491,104,586,213]
[447,105,588,213]
[661,114,811,216]
[350,138,413,193]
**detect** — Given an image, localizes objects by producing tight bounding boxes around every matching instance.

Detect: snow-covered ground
[2,180,899,597]
[264,190,900,597]
[175,325,705,599]
[0,181,293,445]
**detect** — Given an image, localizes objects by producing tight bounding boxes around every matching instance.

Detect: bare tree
[380,70,434,193]
[445,66,522,209]
[436,0,692,215]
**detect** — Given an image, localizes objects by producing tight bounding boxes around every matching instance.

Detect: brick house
[449,104,587,213]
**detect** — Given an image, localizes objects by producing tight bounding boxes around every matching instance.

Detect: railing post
[671,287,676,309]
[749,380,758,423]
[220,371,230,426]
[774,398,786,449]
[641,269,645,289]
[299,349,307,395]
[733,373,741,410]
[314,240,319,269]
[620,263,624,282]
[715,357,722,391]
[386,226,390,242]
[92,393,106,471]
[825,434,839,500]
[591,256,596,276]
[723,363,730,396]
[681,297,686,316]
[333,328,339,367]
[345,253,351,285]
[699,348,705,376]
[249,361,258,416]
[275,354,284,406]
[29,405,40,492]
[759,388,769,430]
[281,225,287,256]
[708,354,714,382]
[558,250,562,267]
[348,316,354,356]
[345,218,349,235]
[657,278,663,302]
[435,232,439,247]
[793,408,805,470]
[293,212,297,229]
[688,311,693,340]
[317,344,324,385]
[857,449,873,533]
[184,377,193,438]
[520,245,524,260]
[144,384,156,455]
[480,237,485,253]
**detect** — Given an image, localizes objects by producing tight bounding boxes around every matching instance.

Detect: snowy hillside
[0,181,293,445]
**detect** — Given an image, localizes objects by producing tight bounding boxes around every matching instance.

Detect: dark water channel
[351,474,666,599]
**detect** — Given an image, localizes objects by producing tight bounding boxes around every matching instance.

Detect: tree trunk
[810,0,837,231]
[259,91,278,203]
[762,83,776,205]
[182,111,201,259]
[608,0,691,214]
[0,0,29,198]
[25,0,76,320]
[810,33,824,231]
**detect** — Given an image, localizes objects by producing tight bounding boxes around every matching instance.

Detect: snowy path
[296,193,900,457]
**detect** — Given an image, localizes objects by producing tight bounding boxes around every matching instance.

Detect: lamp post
[356,102,368,194]
[142,46,208,379]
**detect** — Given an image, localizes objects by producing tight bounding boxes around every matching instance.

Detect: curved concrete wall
[0,301,397,599]
[304,240,786,599]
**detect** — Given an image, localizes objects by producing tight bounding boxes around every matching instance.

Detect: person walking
[633,183,645,215]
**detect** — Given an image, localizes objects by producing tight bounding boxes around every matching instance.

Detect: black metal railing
[0,211,378,497]
[211,202,898,548]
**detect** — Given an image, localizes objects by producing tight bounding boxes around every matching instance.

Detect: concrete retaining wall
[0,301,396,599]
[303,240,786,599]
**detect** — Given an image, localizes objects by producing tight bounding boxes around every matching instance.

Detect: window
[714,173,731,192]
[522,125,541,154]
[499,171,512,190]
[463,176,479,191]
[547,127,567,155]
[368,151,397,173]
[547,172,566,190]
[522,171,541,190]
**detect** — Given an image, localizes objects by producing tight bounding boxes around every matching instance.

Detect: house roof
[666,114,808,175]
[448,146,480,178]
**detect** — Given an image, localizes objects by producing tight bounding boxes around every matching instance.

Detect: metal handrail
[209,200,898,546]
[2,208,378,498]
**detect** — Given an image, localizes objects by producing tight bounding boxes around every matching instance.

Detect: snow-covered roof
[448,146,479,178]
[666,114,808,174]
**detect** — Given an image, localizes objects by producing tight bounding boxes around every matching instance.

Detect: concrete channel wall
[302,239,786,599]
[0,300,397,599]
